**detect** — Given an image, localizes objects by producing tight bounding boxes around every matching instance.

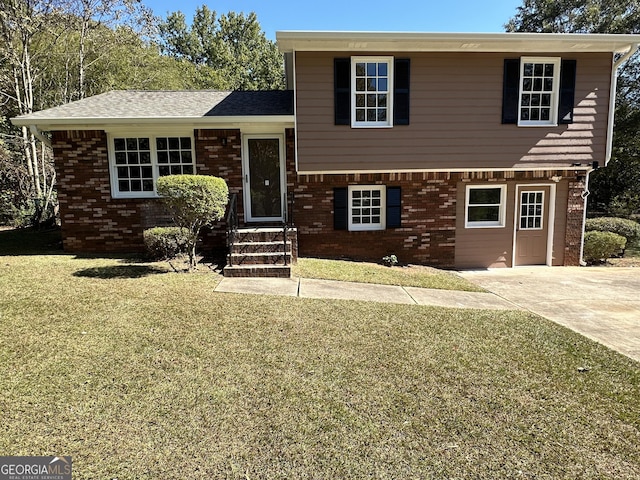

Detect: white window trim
[351,56,394,129]
[519,190,546,231]
[518,56,561,127]
[107,132,196,199]
[348,185,386,231]
[465,184,507,229]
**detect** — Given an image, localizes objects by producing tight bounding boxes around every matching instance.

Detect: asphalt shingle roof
[14,90,294,122]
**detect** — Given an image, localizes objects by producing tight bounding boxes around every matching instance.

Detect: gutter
[605,43,639,164]
[29,125,52,148]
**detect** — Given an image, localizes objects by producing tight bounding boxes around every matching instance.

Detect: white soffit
[276,31,640,54]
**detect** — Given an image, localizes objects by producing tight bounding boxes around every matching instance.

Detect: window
[156,137,194,177]
[465,185,506,228]
[518,57,560,126]
[334,186,401,231]
[519,191,545,230]
[110,135,195,198]
[348,185,385,231]
[351,57,393,128]
[335,58,409,127]
[502,58,578,126]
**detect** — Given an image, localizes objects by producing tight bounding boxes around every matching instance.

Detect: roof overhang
[277,31,640,54]
[11,115,295,130]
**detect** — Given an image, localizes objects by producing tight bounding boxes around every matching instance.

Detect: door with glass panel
[515,186,550,265]
[243,135,285,222]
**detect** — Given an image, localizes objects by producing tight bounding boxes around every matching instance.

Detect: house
[11,32,640,275]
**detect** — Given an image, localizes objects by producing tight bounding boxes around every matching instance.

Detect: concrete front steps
[223,227,298,278]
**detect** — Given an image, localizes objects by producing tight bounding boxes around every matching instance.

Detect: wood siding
[294,51,612,172]
[455,179,571,268]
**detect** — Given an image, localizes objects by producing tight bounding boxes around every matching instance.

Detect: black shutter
[502,59,520,124]
[558,60,577,124]
[386,186,402,228]
[394,59,410,125]
[334,187,348,230]
[334,58,350,125]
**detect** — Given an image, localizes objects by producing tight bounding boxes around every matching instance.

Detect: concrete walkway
[214,276,517,310]
[215,267,640,363]
[459,266,640,363]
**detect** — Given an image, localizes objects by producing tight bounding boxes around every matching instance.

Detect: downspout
[29,124,52,149]
[605,43,639,164]
[579,169,591,266]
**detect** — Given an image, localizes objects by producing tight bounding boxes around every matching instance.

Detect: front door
[515,186,550,266]
[243,135,285,222]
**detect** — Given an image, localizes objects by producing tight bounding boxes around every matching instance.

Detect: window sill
[351,124,393,129]
[348,226,386,232]
[465,224,506,229]
[517,122,559,127]
[111,192,159,200]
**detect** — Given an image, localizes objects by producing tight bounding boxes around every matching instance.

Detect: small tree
[156,174,228,270]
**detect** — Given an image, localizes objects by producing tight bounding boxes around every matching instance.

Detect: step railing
[225,193,238,267]
[225,192,295,268]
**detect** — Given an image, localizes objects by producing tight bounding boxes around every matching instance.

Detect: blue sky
[144,0,525,39]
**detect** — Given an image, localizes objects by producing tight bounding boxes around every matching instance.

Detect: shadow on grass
[0,227,63,255]
[73,265,168,279]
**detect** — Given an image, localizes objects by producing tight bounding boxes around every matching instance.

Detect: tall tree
[506,0,640,217]
[0,0,165,225]
[159,6,285,90]
[0,0,54,209]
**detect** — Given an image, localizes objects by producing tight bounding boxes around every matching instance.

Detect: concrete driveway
[459,267,640,363]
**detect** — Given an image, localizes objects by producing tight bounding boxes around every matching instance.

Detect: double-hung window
[465,185,507,228]
[518,57,561,126]
[348,185,386,231]
[503,57,575,126]
[351,56,394,128]
[335,57,409,127]
[110,134,195,198]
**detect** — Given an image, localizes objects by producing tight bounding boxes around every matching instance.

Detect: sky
[143,0,525,40]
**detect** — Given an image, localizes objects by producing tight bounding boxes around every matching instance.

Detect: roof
[12,90,294,128]
[277,31,640,54]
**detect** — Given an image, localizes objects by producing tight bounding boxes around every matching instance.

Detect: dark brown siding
[295,51,612,172]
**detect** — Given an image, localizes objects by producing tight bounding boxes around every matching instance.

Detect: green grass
[293,257,484,292]
[1,228,640,478]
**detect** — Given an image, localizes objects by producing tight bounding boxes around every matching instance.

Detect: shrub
[382,254,398,267]
[156,175,229,269]
[583,231,627,264]
[143,227,190,260]
[585,217,640,244]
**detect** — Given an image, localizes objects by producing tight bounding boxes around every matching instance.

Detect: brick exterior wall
[291,169,586,267]
[52,130,167,253]
[564,176,587,266]
[52,129,245,253]
[292,172,457,267]
[51,129,585,266]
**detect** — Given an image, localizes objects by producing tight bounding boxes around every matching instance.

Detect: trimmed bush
[143,226,190,260]
[585,217,640,243]
[157,175,229,269]
[583,231,627,264]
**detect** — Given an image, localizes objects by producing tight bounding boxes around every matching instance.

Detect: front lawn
[1,228,639,478]
[293,257,483,292]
